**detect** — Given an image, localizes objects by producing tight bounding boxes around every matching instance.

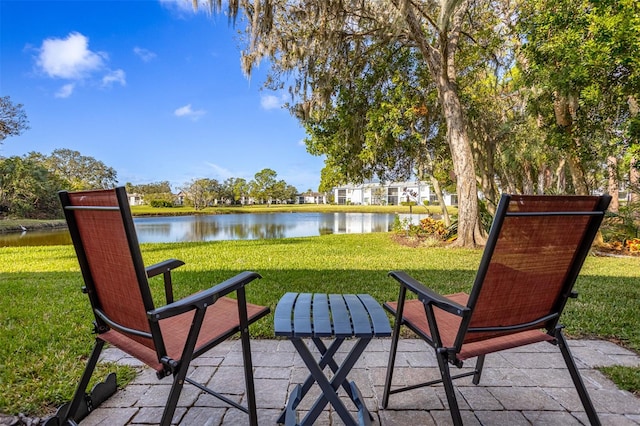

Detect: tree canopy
[201,0,528,246]
[199,0,639,246]
[179,168,298,209]
[0,96,29,142]
[0,149,115,218]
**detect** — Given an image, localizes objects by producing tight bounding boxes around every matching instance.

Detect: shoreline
[0,220,67,234]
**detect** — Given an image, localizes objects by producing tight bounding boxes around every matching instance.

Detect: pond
[1,212,405,247]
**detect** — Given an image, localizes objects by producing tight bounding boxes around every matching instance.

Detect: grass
[599,366,640,396]
[1,233,639,416]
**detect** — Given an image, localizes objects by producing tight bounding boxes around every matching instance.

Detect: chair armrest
[388,270,467,316]
[146,259,185,304]
[148,271,262,321]
[146,259,185,278]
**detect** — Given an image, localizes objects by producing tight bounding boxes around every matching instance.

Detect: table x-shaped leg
[287,337,373,426]
[278,337,354,424]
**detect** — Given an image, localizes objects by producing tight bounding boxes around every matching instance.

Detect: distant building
[296,191,328,204]
[332,180,457,206]
[127,193,144,206]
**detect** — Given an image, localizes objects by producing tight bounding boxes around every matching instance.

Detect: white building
[333,181,457,206]
[296,191,328,204]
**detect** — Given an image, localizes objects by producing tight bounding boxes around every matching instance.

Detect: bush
[627,238,640,252]
[601,202,640,244]
[392,215,448,240]
[150,199,174,208]
[418,217,448,239]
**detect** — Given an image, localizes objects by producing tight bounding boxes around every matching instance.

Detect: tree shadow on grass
[2,265,639,416]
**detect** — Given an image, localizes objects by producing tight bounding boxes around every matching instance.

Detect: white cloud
[174,104,206,120]
[37,32,105,79]
[55,83,75,98]
[205,162,236,180]
[133,47,157,62]
[159,0,209,15]
[260,94,283,110]
[35,32,125,97]
[102,69,126,87]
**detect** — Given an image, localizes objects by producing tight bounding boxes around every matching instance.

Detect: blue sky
[0,0,325,192]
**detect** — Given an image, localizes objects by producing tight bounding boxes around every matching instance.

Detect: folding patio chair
[382,194,610,426]
[55,187,270,426]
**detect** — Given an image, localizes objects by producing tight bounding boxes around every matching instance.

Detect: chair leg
[161,366,188,426]
[472,354,485,385]
[435,349,463,426]
[62,339,105,424]
[240,321,259,426]
[237,288,259,426]
[161,308,208,426]
[555,328,601,426]
[382,307,403,408]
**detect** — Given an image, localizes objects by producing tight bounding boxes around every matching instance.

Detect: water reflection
[134,212,396,243]
[1,212,398,246]
[0,229,73,247]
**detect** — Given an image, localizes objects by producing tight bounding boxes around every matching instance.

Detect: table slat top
[274,292,391,338]
[312,294,333,337]
[293,293,313,336]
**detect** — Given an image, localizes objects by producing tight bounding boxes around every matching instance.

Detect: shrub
[418,217,448,240]
[601,202,640,244]
[626,238,640,252]
[150,199,174,208]
[392,215,448,241]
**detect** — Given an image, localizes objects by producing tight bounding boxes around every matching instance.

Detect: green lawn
[1,233,639,416]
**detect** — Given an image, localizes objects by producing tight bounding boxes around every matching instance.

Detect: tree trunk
[420,143,451,226]
[441,83,485,246]
[631,157,639,204]
[429,175,451,226]
[629,96,639,206]
[607,156,619,213]
[396,0,482,246]
[537,164,550,195]
[556,158,566,193]
[472,135,498,215]
[553,92,590,195]
[567,153,589,195]
[522,161,535,194]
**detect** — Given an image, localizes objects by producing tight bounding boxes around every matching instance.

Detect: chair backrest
[59,187,156,349]
[457,194,611,347]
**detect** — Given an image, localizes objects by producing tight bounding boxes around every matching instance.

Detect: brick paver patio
[79,338,640,425]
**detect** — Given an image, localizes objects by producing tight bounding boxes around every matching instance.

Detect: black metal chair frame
[54,187,270,426]
[382,194,611,426]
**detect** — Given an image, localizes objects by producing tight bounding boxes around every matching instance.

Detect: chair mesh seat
[386,297,554,361]
[101,297,269,371]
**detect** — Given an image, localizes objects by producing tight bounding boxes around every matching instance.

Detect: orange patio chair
[382,194,610,425]
[54,187,270,426]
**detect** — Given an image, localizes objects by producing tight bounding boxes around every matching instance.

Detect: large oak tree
[204,0,491,246]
